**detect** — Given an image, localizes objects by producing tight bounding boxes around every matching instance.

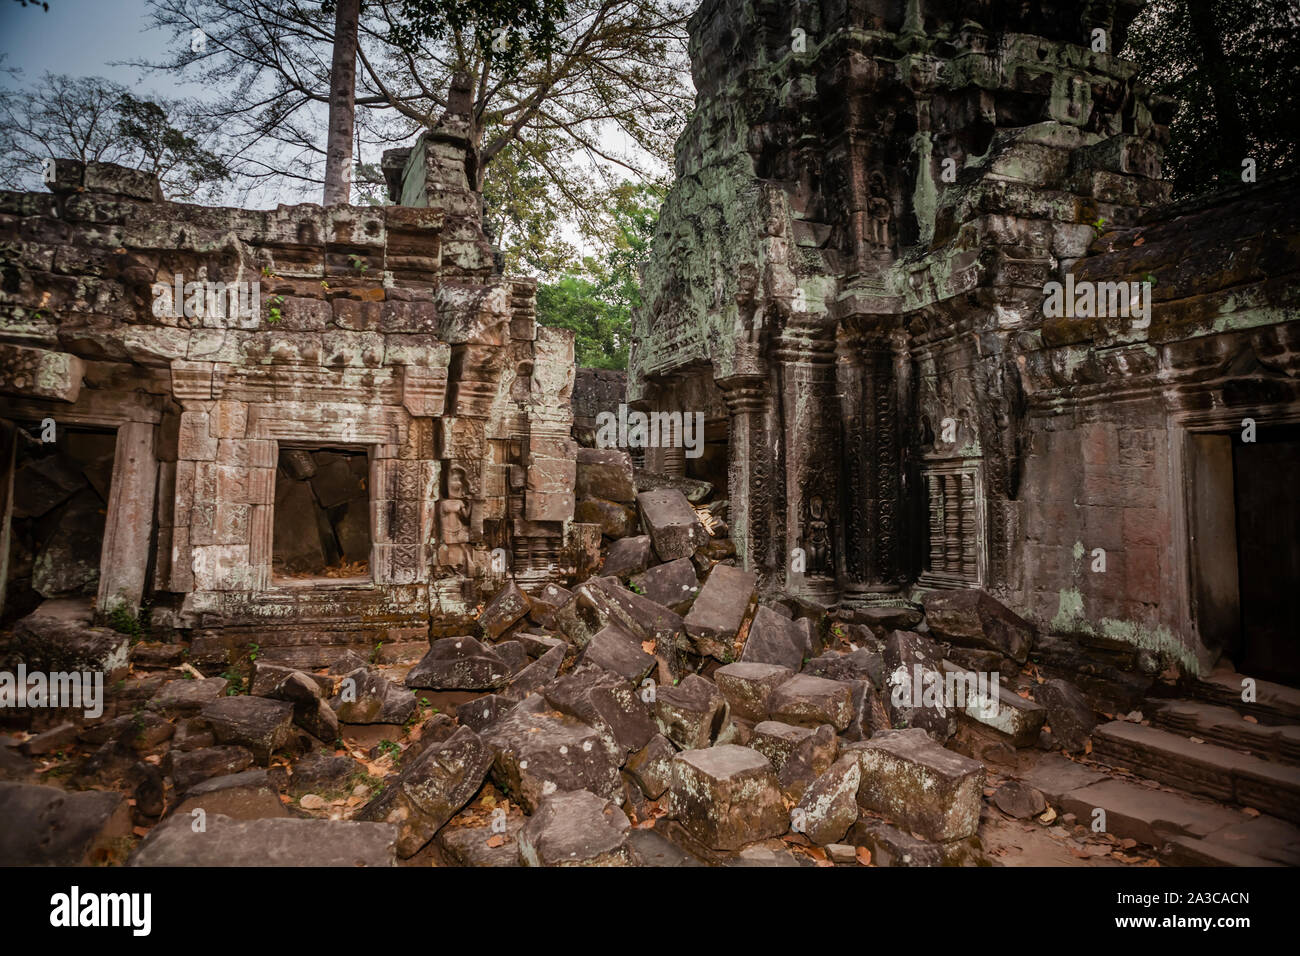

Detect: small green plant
[370,641,384,664]
[266,294,285,324]
[348,254,368,274]
[1144,272,1157,286]
[247,642,260,664]
[628,580,644,595]
[106,604,147,642]
[377,739,401,760]
[1089,215,1106,237]
[220,669,246,695]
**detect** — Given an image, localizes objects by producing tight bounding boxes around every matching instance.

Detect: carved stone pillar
[837,321,906,604]
[717,375,774,585]
[774,327,839,602]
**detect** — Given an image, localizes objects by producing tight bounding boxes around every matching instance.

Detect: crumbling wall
[0,105,582,667]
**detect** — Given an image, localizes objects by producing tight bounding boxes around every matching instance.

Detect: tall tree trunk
[323,0,360,206]
[1185,0,1245,174]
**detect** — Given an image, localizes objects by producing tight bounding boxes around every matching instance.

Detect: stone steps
[1185,671,1300,726]
[1092,720,1300,823]
[1150,699,1300,766]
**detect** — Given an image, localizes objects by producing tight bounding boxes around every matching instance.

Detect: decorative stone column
[716,375,774,583]
[98,419,159,615]
[773,326,840,601]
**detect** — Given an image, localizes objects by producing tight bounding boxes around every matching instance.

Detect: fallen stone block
[749,721,816,773]
[626,733,677,799]
[582,576,686,648]
[406,636,511,690]
[601,535,654,580]
[543,665,657,758]
[794,754,861,845]
[485,695,622,813]
[502,643,566,701]
[168,745,255,792]
[883,630,956,742]
[456,693,516,733]
[668,745,788,851]
[776,723,839,802]
[637,488,709,561]
[655,673,728,751]
[683,563,757,661]
[803,648,882,687]
[516,632,567,659]
[847,818,946,867]
[631,557,700,613]
[437,803,526,867]
[527,583,573,626]
[576,496,639,538]
[991,781,1047,819]
[12,599,131,681]
[740,604,808,671]
[1035,678,1097,753]
[200,696,296,763]
[576,448,636,503]
[940,660,1044,747]
[768,674,854,731]
[359,725,493,858]
[518,789,633,866]
[715,662,794,722]
[0,781,132,864]
[288,752,364,795]
[851,728,985,842]
[923,589,1033,663]
[148,677,230,717]
[479,580,532,639]
[173,769,289,821]
[129,814,399,866]
[839,605,924,633]
[330,667,417,725]
[581,625,657,684]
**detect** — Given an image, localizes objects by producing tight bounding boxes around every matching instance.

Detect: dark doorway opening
[2,423,115,626]
[272,446,371,585]
[1232,423,1300,684]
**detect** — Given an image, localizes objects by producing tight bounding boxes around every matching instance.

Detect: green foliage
[106,603,149,642]
[1122,0,1299,198]
[535,181,665,369]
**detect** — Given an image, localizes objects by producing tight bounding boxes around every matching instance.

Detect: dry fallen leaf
[1242,715,1258,724]
[1133,237,1145,246]
[486,834,506,848]
[641,640,656,655]
[855,846,872,866]
[1242,807,1261,817]
[1038,806,1058,825]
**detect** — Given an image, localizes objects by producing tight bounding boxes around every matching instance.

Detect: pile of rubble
[1,448,1285,867]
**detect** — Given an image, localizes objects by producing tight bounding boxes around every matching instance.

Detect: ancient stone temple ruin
[630,0,1300,681]
[0,94,581,669]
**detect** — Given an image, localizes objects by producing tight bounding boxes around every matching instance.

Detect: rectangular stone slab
[851,728,985,842]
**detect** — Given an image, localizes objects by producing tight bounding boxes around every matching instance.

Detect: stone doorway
[271,446,372,586]
[1187,424,1300,686]
[1,422,116,626]
[1232,424,1300,684]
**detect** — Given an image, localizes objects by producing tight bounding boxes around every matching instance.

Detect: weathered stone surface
[289,752,364,795]
[199,697,297,763]
[768,674,854,731]
[576,496,639,538]
[883,630,956,742]
[518,789,633,866]
[803,648,882,686]
[631,557,700,613]
[129,814,398,866]
[12,599,130,680]
[479,580,531,639]
[715,662,794,722]
[359,726,492,857]
[654,673,728,751]
[168,745,255,792]
[1036,678,1098,753]
[840,605,924,632]
[406,636,511,690]
[794,754,861,845]
[992,781,1047,819]
[543,665,657,758]
[601,535,653,580]
[683,563,757,660]
[740,604,809,671]
[580,625,656,684]
[626,733,677,799]
[174,769,289,821]
[149,677,231,717]
[576,447,636,503]
[330,667,417,725]
[456,693,516,733]
[527,583,573,625]
[847,818,947,867]
[940,660,1045,747]
[923,590,1034,663]
[776,723,839,802]
[749,721,815,773]
[637,488,708,561]
[852,728,985,842]
[502,643,566,701]
[668,745,787,850]
[0,782,132,865]
[484,695,622,813]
